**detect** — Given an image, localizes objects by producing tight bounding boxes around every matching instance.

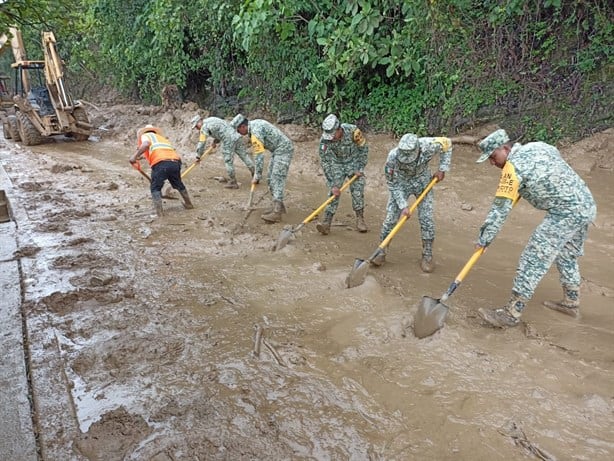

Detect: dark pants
[150,160,186,197]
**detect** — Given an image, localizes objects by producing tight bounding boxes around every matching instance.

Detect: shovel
[345,177,438,288]
[274,174,359,251]
[414,247,485,338]
[161,145,215,198]
[247,181,256,208]
[131,162,151,182]
[415,195,521,338]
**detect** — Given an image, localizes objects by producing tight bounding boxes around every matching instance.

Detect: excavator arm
[42,31,72,110]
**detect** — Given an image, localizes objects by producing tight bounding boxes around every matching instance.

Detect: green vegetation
[1,0,612,142]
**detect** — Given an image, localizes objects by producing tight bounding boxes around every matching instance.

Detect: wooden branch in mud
[253,324,264,358]
[498,422,555,461]
[263,338,286,367]
[78,99,101,111]
[450,135,479,146]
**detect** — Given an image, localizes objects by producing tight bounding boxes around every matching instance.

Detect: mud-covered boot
[224,178,239,189]
[316,212,334,235]
[179,190,194,209]
[153,199,164,217]
[152,191,164,217]
[478,293,526,328]
[355,209,368,233]
[261,200,284,223]
[543,285,580,317]
[263,199,286,214]
[420,239,434,273]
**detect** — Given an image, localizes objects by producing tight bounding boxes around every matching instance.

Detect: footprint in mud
[13,244,41,258]
[50,163,80,173]
[18,181,50,191]
[35,221,70,233]
[74,406,152,459]
[52,252,116,269]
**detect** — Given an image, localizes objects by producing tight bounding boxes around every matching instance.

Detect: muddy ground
[0,102,613,461]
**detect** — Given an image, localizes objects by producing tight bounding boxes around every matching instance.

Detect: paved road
[0,161,38,461]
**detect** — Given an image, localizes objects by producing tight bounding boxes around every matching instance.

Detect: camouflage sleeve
[319,141,342,187]
[385,160,408,209]
[477,197,514,246]
[196,141,205,157]
[353,128,368,171]
[434,137,452,172]
[196,129,208,156]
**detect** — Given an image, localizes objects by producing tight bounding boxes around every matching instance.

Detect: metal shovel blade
[414,296,449,339]
[275,228,294,251]
[345,258,369,288]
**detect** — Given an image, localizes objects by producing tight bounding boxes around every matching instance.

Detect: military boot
[180,190,194,209]
[263,200,286,214]
[224,178,239,189]
[543,285,580,317]
[478,293,526,328]
[316,212,334,235]
[355,209,368,233]
[261,200,284,223]
[420,239,434,273]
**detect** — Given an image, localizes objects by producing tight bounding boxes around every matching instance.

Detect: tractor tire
[7,115,21,141]
[16,111,44,146]
[70,107,91,141]
[2,120,10,139]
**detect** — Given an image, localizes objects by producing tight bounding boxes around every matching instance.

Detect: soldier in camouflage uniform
[475,129,597,328]
[316,114,369,234]
[373,133,452,272]
[191,115,255,189]
[231,114,294,223]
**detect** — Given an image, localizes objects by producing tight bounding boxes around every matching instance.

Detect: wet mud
[0,109,612,460]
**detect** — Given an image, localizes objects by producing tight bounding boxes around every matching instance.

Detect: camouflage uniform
[381,135,452,241]
[476,129,596,327]
[195,117,254,184]
[317,114,369,233]
[245,119,294,202]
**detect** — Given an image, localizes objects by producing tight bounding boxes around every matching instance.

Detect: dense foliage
[1,0,612,142]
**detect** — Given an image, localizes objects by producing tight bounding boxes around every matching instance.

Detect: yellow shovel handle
[302,174,359,225]
[452,195,522,284]
[379,177,439,248]
[455,247,485,283]
[181,145,215,179]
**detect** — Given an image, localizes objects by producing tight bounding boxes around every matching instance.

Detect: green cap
[477,129,510,163]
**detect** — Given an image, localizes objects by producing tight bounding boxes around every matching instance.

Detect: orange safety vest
[138,132,181,167]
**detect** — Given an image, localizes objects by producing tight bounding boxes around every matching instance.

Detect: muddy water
[1,125,613,460]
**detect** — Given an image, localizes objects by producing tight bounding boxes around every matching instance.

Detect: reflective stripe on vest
[141,132,180,166]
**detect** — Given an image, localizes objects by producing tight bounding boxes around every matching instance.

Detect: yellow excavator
[1,27,92,145]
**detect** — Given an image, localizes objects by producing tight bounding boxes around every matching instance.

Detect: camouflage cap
[397,133,420,164]
[477,129,510,163]
[190,114,201,129]
[398,133,418,152]
[321,114,340,140]
[230,114,248,130]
